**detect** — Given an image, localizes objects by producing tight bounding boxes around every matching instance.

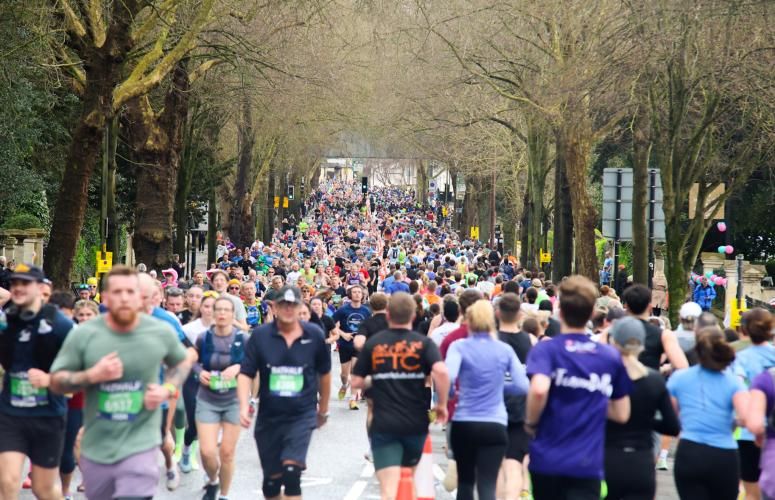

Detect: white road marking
[361,463,375,477]
[343,480,368,500]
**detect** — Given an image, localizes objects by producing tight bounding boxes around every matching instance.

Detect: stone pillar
[701,252,724,276]
[24,230,46,268]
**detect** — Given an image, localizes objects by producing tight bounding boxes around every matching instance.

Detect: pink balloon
[717,222,727,232]
[725,245,734,254]
[721,278,728,287]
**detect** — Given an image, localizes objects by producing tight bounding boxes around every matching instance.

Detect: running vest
[199,330,245,371]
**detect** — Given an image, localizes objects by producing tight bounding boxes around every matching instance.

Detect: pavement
[19,353,681,499]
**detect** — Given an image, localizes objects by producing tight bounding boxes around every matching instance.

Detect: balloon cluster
[691,271,727,287]
[717,245,734,255]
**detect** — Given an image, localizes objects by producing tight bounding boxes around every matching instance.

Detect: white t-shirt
[182,318,209,345]
[430,321,460,346]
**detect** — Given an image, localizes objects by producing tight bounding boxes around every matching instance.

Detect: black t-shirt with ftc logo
[353,328,441,435]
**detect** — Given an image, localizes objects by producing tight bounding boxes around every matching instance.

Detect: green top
[50,315,187,464]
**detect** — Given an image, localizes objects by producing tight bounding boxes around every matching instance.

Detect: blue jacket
[693,284,716,311]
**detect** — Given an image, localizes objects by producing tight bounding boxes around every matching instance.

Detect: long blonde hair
[466,299,497,339]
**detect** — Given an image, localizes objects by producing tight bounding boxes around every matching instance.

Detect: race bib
[209,372,237,393]
[97,381,143,421]
[268,366,304,397]
[9,372,48,408]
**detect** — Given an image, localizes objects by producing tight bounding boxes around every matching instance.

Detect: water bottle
[0,308,6,332]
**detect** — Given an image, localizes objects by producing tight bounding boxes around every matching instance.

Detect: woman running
[193,297,245,500]
[745,361,775,500]
[604,317,680,500]
[446,299,529,500]
[733,308,775,500]
[179,292,217,473]
[668,326,748,500]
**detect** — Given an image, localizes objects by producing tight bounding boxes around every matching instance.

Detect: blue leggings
[60,407,82,474]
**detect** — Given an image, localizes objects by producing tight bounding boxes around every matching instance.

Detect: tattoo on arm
[50,370,90,394]
[163,361,192,388]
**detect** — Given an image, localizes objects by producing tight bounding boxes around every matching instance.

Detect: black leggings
[604,447,654,500]
[182,377,199,446]
[674,439,739,500]
[531,472,600,500]
[60,407,83,474]
[450,421,507,500]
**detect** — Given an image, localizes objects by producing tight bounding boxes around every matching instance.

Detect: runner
[494,292,533,500]
[208,270,249,331]
[332,284,371,409]
[524,276,631,500]
[446,299,528,500]
[353,291,388,350]
[668,326,747,500]
[351,292,450,500]
[49,265,194,500]
[237,285,331,500]
[604,317,680,500]
[179,292,218,473]
[193,296,246,500]
[0,264,73,500]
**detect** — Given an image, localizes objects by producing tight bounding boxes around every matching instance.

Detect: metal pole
[190,231,196,278]
[648,169,656,288]
[613,169,622,285]
[490,169,496,248]
[736,254,744,309]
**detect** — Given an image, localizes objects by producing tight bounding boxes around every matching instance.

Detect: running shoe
[166,467,180,490]
[202,482,219,500]
[349,399,359,410]
[180,452,192,473]
[656,457,669,471]
[338,386,347,400]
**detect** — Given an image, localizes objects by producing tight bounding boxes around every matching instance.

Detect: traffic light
[287,184,295,200]
[361,176,368,194]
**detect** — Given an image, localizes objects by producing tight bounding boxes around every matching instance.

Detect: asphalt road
[20,353,680,499]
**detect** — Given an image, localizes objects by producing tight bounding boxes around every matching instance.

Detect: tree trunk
[207,192,217,266]
[43,5,138,287]
[561,124,598,281]
[227,96,256,249]
[519,193,529,267]
[552,130,573,280]
[665,225,689,327]
[106,117,120,259]
[631,108,651,285]
[525,118,549,270]
[128,61,190,270]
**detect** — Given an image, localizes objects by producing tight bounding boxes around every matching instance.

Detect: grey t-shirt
[193,329,244,405]
[223,293,247,322]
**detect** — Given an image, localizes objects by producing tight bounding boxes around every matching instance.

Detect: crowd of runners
[0,178,774,500]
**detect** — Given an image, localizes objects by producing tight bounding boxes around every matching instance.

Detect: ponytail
[695,326,735,371]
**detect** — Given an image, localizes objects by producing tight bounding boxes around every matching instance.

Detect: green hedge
[1,213,42,230]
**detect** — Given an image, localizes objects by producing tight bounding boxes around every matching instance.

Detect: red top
[67,391,85,410]
[439,324,468,419]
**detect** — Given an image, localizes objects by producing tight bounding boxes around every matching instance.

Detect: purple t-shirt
[526,333,631,479]
[751,370,775,439]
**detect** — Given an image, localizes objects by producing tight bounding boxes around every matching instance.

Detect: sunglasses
[228,286,241,290]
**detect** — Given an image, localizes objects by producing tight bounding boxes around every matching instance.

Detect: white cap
[679,302,702,319]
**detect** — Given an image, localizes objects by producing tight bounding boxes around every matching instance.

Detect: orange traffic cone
[396,467,417,500]
[414,435,435,500]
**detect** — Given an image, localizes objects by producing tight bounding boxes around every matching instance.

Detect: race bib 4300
[97,381,143,421]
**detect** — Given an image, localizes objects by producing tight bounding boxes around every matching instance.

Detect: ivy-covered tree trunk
[227,97,256,249]
[44,6,138,286]
[561,122,598,281]
[631,107,651,284]
[127,61,190,270]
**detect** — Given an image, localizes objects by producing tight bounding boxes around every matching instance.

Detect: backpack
[200,330,245,371]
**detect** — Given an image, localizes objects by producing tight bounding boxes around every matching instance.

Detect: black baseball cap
[10,263,46,283]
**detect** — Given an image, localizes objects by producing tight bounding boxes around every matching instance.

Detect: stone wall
[0,229,45,267]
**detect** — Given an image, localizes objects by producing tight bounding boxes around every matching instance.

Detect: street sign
[470,226,479,240]
[283,197,289,208]
[602,168,666,241]
[429,180,437,190]
[96,251,113,274]
[274,196,280,208]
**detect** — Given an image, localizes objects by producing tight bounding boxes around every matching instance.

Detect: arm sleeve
[445,342,462,387]
[315,333,332,375]
[423,338,442,375]
[239,334,260,377]
[352,343,372,377]
[610,355,632,399]
[49,327,85,373]
[526,342,552,377]
[162,325,188,367]
[653,378,681,436]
